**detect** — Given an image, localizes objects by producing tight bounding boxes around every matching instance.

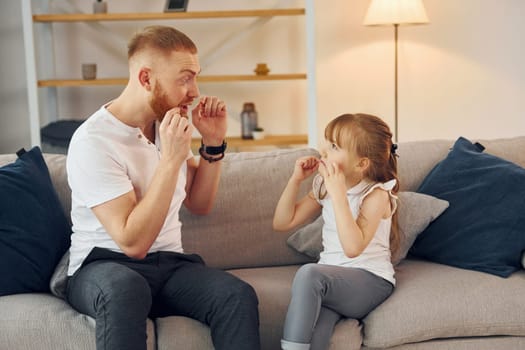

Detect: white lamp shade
[364,0,429,26]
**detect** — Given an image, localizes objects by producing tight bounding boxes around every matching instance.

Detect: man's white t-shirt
[66,106,191,276]
[316,177,398,285]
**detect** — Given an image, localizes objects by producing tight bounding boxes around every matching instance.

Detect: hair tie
[391,143,398,155]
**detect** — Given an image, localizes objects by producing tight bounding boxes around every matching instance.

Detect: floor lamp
[363,0,429,142]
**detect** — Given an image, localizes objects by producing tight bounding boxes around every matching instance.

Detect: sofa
[1,136,525,350]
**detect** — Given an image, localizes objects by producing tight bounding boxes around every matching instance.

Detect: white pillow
[287,191,449,265]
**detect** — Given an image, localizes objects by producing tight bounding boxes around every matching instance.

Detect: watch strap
[201,140,227,155]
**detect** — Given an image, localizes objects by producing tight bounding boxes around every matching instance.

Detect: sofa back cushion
[396,136,525,191]
[182,136,525,270]
[3,136,523,271]
[180,148,319,269]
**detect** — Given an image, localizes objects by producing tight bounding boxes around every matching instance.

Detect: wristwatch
[199,140,227,163]
[200,140,227,155]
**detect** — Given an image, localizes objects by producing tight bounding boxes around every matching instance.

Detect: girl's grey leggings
[281,263,394,350]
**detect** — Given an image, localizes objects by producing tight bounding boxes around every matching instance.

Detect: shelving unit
[32,8,306,22]
[38,74,308,87]
[21,0,317,149]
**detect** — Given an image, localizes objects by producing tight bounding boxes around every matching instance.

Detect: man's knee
[209,275,259,314]
[94,264,152,313]
[237,279,258,306]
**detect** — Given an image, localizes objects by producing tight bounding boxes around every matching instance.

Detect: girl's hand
[159,107,193,164]
[318,160,347,198]
[292,156,320,182]
[192,96,227,146]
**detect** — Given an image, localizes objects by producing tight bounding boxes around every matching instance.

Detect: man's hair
[127,25,197,59]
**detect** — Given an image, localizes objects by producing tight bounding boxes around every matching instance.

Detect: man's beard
[149,82,172,122]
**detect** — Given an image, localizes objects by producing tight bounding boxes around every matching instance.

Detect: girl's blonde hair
[320,113,400,258]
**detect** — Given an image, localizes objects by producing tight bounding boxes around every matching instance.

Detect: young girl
[273,113,400,350]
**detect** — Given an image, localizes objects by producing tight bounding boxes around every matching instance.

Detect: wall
[0,0,30,153]
[315,0,525,144]
[1,0,524,153]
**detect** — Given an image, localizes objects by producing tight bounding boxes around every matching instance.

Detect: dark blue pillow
[0,147,71,295]
[409,137,525,277]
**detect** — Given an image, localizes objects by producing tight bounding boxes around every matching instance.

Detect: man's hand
[192,96,227,146]
[159,107,193,164]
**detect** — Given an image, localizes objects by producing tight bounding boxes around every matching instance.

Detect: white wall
[315,0,525,144]
[1,0,524,153]
[0,0,30,153]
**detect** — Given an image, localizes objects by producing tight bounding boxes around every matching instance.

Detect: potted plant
[252,126,265,140]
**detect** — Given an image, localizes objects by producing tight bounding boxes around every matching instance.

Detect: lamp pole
[394,23,399,143]
[363,0,429,143]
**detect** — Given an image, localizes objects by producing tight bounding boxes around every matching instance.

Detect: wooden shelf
[33,8,305,22]
[38,78,127,87]
[37,74,307,87]
[191,134,308,149]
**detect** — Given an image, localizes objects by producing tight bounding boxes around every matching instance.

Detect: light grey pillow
[286,191,449,265]
[287,216,324,260]
[49,251,70,299]
[394,192,449,265]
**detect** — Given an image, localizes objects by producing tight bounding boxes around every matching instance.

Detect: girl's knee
[294,264,325,285]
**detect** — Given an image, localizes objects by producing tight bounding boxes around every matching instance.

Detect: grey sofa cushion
[155,265,308,350]
[155,265,363,350]
[363,259,525,348]
[155,316,213,350]
[0,293,156,350]
[181,148,320,269]
[394,192,449,265]
[234,265,363,350]
[286,215,323,260]
[232,266,363,350]
[230,265,305,350]
[361,336,525,350]
[43,154,72,224]
[395,136,525,192]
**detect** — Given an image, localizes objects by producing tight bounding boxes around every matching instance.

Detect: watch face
[204,141,227,155]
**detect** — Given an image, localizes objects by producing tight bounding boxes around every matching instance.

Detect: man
[66,25,260,350]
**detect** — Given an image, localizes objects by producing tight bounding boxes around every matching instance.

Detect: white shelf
[21,1,317,149]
